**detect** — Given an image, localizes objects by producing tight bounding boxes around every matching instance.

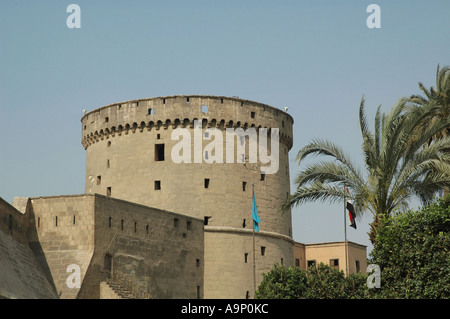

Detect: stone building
[0,95,366,299]
[294,241,367,275]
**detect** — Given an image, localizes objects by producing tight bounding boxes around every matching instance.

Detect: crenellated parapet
[81,95,294,150]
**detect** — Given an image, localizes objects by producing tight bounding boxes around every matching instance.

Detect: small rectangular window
[201,105,208,113]
[242,219,246,228]
[295,258,300,267]
[251,111,255,118]
[105,117,109,123]
[155,144,165,161]
[356,260,360,273]
[245,253,248,263]
[157,133,161,139]
[187,221,192,230]
[196,259,200,267]
[109,217,112,228]
[55,216,58,227]
[260,173,265,181]
[307,260,316,269]
[261,246,266,256]
[121,219,124,231]
[163,98,166,104]
[97,175,101,185]
[187,97,190,103]
[242,181,247,191]
[330,259,339,270]
[221,98,224,104]
[281,258,284,265]
[204,178,210,189]
[107,187,111,197]
[148,108,154,115]
[174,218,179,227]
[73,215,76,225]
[154,180,161,190]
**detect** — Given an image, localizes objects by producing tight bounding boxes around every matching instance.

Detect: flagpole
[252,183,256,297]
[344,186,349,276]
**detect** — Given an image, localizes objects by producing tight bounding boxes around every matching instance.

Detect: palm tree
[408,64,450,195]
[409,65,449,133]
[282,97,450,244]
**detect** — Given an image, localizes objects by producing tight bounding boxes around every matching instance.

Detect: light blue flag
[252,191,260,232]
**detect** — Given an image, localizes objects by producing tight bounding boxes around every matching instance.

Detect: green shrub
[369,196,450,298]
[255,262,370,299]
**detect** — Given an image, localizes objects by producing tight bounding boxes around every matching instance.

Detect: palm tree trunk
[368,214,382,245]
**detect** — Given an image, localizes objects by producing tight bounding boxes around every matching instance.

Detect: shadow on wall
[0,197,58,299]
[26,200,60,298]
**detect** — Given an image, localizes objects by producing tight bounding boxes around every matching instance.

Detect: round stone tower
[81,95,294,298]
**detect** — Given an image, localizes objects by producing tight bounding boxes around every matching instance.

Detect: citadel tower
[81,95,294,298]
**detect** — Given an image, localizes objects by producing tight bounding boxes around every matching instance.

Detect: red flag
[346,188,357,229]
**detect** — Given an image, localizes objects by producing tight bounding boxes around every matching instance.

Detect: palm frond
[295,139,363,184]
[282,182,347,213]
[294,161,355,187]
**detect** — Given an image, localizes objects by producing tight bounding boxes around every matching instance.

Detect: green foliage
[255,263,370,299]
[369,196,450,298]
[304,263,347,299]
[282,96,450,244]
[254,264,307,299]
[409,64,450,141]
[257,197,450,299]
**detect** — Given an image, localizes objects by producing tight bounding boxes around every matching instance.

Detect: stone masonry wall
[0,197,29,245]
[27,195,96,299]
[0,197,57,299]
[89,194,204,299]
[203,227,293,299]
[27,194,204,299]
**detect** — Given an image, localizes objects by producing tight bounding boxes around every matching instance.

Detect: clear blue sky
[1,1,449,254]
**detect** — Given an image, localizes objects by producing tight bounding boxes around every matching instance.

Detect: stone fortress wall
[0,197,57,299]
[0,95,367,299]
[0,193,204,299]
[26,194,204,299]
[81,95,295,298]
